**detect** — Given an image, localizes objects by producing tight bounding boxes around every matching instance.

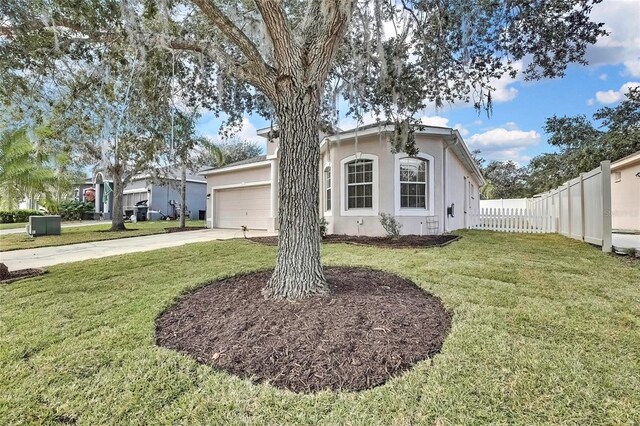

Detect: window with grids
[399,158,427,209]
[347,159,373,209]
[325,167,332,211]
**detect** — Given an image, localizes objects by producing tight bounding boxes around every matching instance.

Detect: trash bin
[199,210,206,220]
[135,206,148,221]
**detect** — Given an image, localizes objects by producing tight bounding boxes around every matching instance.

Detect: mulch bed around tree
[249,234,460,248]
[156,267,451,393]
[0,268,47,285]
[164,226,207,233]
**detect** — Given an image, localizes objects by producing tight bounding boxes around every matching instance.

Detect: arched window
[394,152,434,216]
[346,159,374,209]
[340,153,379,216]
[399,158,428,209]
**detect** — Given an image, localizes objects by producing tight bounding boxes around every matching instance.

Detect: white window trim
[394,152,435,217]
[323,163,332,216]
[340,153,379,217]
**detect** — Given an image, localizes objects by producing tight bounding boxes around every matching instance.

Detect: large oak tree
[1,0,606,297]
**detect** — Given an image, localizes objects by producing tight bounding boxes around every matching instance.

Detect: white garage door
[215,185,271,230]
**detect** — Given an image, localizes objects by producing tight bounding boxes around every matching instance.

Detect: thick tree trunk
[263,92,328,299]
[179,162,187,228]
[110,170,126,231]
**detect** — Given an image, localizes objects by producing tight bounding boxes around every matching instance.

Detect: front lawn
[0,222,30,230]
[0,220,205,251]
[1,231,638,424]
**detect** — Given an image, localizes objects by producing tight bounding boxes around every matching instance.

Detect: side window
[324,167,331,211]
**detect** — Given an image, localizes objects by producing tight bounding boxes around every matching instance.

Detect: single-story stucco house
[611,151,640,232]
[200,123,484,236]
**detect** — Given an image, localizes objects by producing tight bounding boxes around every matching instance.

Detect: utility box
[27,215,62,236]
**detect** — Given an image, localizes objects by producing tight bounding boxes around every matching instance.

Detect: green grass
[1,231,638,425]
[0,220,205,251]
[0,222,29,230]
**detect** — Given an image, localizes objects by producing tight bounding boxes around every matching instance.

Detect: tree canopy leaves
[476,88,640,199]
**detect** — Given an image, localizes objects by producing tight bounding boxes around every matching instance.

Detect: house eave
[611,151,640,170]
[199,160,271,176]
[320,125,485,186]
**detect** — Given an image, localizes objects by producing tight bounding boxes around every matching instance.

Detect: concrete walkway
[1,228,275,271]
[0,221,103,235]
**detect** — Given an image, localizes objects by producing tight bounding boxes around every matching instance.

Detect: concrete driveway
[1,228,275,271]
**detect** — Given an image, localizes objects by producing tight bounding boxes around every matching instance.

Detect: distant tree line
[476,88,639,199]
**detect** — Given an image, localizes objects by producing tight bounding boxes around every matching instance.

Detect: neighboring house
[611,151,640,232]
[200,123,484,236]
[79,168,207,220]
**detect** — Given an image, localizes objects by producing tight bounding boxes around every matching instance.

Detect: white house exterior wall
[322,134,448,236]
[611,153,640,232]
[204,164,272,229]
[443,149,481,232]
[204,128,482,236]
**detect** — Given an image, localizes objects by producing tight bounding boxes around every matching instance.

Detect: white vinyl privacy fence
[468,161,612,252]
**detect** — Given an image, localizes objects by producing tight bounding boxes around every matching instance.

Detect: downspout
[443,130,459,233]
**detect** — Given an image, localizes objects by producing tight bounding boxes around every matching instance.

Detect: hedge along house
[80,168,207,220]
[200,123,484,236]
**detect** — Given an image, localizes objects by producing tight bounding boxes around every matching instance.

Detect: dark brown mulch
[249,234,460,248]
[156,267,451,393]
[0,268,47,284]
[164,226,207,233]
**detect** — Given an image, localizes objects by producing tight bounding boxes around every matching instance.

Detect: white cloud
[468,128,540,149]
[420,115,450,127]
[594,81,640,104]
[203,117,267,152]
[623,58,640,77]
[599,73,608,80]
[490,75,519,103]
[454,124,469,137]
[467,126,541,163]
[586,0,640,75]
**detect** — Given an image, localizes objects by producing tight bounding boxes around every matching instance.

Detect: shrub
[0,211,14,223]
[59,200,94,221]
[319,217,329,239]
[14,209,42,223]
[379,213,402,239]
[0,209,43,223]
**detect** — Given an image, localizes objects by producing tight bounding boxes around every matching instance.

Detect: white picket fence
[468,161,612,252]
[468,207,553,233]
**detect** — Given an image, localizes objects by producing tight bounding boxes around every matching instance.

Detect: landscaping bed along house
[156,266,451,393]
[249,234,460,248]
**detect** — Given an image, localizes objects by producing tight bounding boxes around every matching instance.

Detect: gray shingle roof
[199,155,268,173]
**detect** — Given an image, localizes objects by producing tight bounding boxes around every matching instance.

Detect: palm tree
[0,127,55,210]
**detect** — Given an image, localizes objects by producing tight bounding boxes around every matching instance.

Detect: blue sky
[196,0,640,165]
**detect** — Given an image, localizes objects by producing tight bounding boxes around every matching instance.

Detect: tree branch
[190,0,274,89]
[303,0,356,85]
[168,37,275,98]
[254,0,297,73]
